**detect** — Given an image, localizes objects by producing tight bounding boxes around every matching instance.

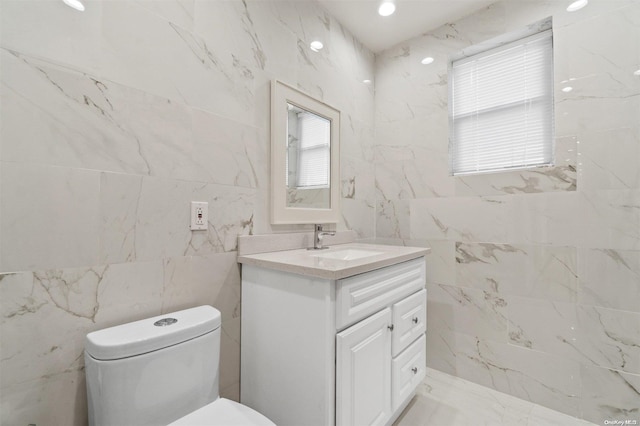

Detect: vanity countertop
[237,242,430,280]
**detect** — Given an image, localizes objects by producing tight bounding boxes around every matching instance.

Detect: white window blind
[297,112,331,187]
[449,29,554,175]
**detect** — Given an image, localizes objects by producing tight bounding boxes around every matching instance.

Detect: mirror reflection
[271,79,340,224]
[286,103,331,209]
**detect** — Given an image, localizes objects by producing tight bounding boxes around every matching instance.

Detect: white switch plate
[190,201,208,231]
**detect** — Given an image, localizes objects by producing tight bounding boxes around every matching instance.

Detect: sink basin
[311,248,383,261]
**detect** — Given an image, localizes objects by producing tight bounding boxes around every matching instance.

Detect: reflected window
[287,104,330,189]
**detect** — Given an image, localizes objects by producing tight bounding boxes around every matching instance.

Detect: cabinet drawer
[392,334,425,412]
[392,289,426,356]
[336,258,426,330]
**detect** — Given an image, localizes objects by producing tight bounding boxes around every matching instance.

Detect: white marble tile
[377,199,411,240]
[1,49,234,185]
[0,49,155,175]
[0,0,103,74]
[577,189,640,250]
[458,338,582,417]
[1,162,101,272]
[193,0,296,76]
[422,239,456,286]
[374,120,417,153]
[0,271,83,390]
[190,109,262,188]
[454,163,577,197]
[504,0,638,32]
[0,369,87,426]
[99,172,143,264]
[134,0,195,32]
[100,0,256,124]
[509,192,582,246]
[0,261,163,390]
[341,117,375,163]
[556,94,640,137]
[578,127,640,191]
[576,305,640,375]
[341,157,376,202]
[375,148,453,200]
[161,252,240,323]
[554,4,640,101]
[340,198,375,239]
[455,242,578,302]
[580,364,640,425]
[375,1,640,423]
[425,326,467,377]
[395,368,596,426]
[507,297,579,355]
[161,253,242,399]
[427,283,509,343]
[219,316,241,397]
[410,196,514,242]
[578,248,640,313]
[101,174,256,263]
[104,174,188,262]
[92,261,165,329]
[424,326,583,417]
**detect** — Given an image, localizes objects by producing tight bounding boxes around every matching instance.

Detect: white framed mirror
[271,80,340,225]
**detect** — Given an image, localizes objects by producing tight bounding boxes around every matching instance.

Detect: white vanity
[238,239,429,426]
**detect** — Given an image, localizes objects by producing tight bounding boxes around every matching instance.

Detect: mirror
[271,80,340,224]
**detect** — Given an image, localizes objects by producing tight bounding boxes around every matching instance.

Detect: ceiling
[317,0,496,53]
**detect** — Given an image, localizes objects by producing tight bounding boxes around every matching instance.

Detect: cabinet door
[336,308,392,426]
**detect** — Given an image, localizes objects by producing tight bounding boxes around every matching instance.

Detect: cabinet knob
[387,324,394,331]
[411,367,418,374]
[412,317,419,324]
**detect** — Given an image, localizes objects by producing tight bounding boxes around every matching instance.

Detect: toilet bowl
[84,305,275,426]
[168,398,273,426]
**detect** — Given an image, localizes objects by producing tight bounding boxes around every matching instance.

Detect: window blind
[449,29,554,175]
[297,112,331,187]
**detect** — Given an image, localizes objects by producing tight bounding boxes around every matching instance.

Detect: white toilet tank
[85,306,221,426]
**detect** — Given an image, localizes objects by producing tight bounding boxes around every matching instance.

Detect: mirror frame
[271,80,341,225]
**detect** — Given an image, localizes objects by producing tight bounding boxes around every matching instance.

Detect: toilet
[84,305,275,426]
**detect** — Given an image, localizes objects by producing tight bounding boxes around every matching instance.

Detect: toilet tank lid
[85,305,221,360]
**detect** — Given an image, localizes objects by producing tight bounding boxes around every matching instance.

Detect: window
[449,28,554,175]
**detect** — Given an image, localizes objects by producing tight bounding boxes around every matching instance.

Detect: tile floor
[394,368,597,426]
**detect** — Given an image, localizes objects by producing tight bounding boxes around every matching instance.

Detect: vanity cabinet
[240,256,427,426]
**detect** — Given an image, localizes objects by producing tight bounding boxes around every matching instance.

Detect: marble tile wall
[373,0,640,424]
[0,1,375,424]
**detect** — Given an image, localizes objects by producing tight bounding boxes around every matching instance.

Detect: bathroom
[0,0,638,424]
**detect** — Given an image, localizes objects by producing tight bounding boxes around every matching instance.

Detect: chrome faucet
[312,224,335,250]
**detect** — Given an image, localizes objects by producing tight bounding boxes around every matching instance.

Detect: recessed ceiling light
[310,41,324,52]
[378,1,396,17]
[566,0,588,12]
[634,68,640,76]
[363,79,372,84]
[562,86,573,92]
[421,57,434,65]
[62,0,85,11]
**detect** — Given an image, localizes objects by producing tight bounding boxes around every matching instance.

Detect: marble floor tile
[395,368,597,426]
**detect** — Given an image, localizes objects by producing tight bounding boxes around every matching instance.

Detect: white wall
[0,1,375,424]
[373,1,640,423]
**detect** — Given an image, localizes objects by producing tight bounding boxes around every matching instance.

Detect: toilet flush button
[154,318,178,327]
